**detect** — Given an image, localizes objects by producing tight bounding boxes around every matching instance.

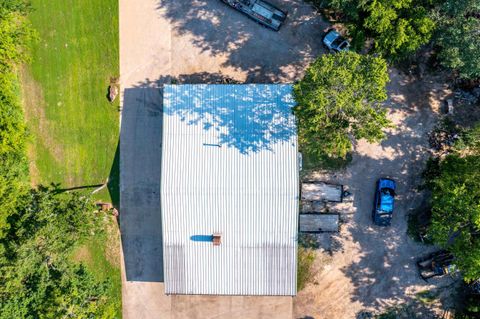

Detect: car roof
[378,178,396,190]
[324,30,340,42]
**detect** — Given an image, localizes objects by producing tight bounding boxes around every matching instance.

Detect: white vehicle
[323,29,350,52]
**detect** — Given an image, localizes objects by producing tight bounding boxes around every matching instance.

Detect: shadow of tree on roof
[163,83,296,154]
[135,75,297,155]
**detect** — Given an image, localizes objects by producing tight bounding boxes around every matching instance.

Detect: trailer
[301,181,344,202]
[416,250,457,280]
[219,0,287,31]
[299,214,339,233]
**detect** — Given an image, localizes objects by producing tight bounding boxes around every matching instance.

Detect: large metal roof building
[161,84,299,295]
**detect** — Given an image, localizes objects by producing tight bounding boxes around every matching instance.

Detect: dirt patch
[105,216,121,267]
[293,70,457,319]
[72,245,93,264]
[19,67,64,183]
[26,144,40,186]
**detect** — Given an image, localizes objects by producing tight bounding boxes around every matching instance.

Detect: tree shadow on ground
[294,72,455,318]
[157,0,328,82]
[338,73,455,312]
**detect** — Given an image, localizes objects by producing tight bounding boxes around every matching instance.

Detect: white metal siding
[161,84,298,295]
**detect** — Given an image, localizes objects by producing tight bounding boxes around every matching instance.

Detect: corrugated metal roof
[161,84,299,296]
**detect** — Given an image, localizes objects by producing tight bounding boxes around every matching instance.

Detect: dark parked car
[220,0,287,31]
[372,178,396,226]
[323,29,350,52]
[416,250,457,280]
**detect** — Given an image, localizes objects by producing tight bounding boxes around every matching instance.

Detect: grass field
[23,0,119,202]
[21,0,121,316]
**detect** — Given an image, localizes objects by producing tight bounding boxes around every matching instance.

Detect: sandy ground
[120,0,454,318]
[293,71,454,319]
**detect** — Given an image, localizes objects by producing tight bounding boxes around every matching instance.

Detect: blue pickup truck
[220,0,287,31]
[372,178,396,226]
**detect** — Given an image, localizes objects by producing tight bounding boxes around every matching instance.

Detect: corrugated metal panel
[161,84,299,295]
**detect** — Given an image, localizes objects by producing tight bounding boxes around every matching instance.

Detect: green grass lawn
[22,0,121,316]
[24,0,119,203]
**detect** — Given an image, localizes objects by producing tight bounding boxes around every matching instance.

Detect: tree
[439,0,480,18]
[435,3,480,79]
[326,0,435,58]
[0,0,35,239]
[293,51,391,158]
[0,187,115,318]
[427,155,480,281]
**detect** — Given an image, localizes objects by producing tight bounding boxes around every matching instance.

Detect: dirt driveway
[136,0,328,87]
[293,70,453,319]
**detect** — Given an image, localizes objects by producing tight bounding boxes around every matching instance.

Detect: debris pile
[454,89,478,105]
[428,123,459,154]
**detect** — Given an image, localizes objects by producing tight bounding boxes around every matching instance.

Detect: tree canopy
[426,124,480,282]
[326,0,435,58]
[293,51,391,158]
[434,0,480,79]
[428,155,480,281]
[0,187,116,318]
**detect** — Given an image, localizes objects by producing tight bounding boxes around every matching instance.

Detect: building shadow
[107,143,120,208]
[119,86,164,282]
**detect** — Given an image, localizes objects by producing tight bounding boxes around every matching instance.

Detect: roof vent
[212,233,222,246]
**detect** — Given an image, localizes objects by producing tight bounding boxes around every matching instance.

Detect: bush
[0,187,115,318]
[434,0,480,80]
[0,0,35,239]
[427,155,480,281]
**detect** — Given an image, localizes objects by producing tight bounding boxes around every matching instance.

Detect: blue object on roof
[190,235,214,242]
